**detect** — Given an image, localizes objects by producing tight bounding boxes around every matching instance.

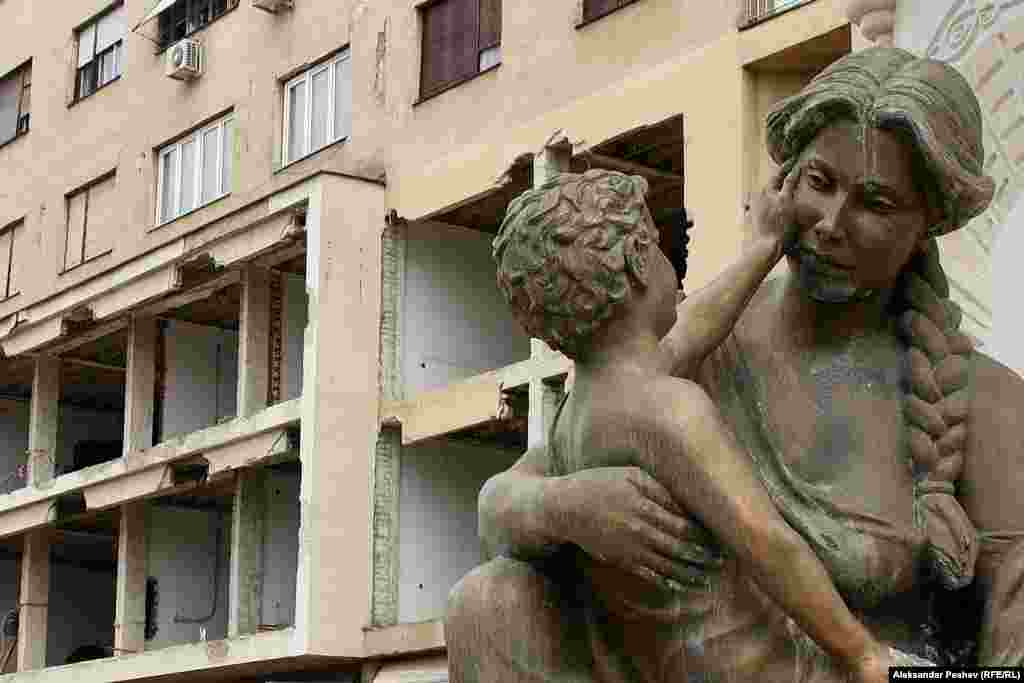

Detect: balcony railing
[739,0,816,28]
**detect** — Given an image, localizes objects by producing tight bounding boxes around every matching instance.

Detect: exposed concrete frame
[229,468,268,638]
[369,427,401,627]
[380,353,571,446]
[238,265,272,418]
[17,529,50,671]
[114,502,147,655]
[370,221,406,627]
[27,355,60,486]
[123,317,158,455]
[0,397,299,538]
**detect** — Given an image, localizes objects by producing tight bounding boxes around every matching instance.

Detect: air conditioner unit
[252,0,292,11]
[166,39,203,80]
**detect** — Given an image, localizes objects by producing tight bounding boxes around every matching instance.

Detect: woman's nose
[809,197,847,245]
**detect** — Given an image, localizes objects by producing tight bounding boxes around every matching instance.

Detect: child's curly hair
[492,169,657,360]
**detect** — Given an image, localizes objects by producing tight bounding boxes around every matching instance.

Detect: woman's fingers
[780,161,803,200]
[637,511,724,568]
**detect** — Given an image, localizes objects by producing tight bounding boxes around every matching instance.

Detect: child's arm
[625,378,888,682]
[658,164,801,379]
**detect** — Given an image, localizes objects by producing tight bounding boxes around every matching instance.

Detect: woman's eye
[865,196,897,213]
[806,172,829,190]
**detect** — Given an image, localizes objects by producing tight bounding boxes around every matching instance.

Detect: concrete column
[27,355,60,486]
[114,502,147,655]
[527,141,572,449]
[17,530,49,671]
[369,427,401,627]
[123,317,158,455]
[845,0,897,47]
[238,265,272,417]
[228,468,267,638]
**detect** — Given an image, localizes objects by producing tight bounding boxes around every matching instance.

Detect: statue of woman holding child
[445,47,1024,681]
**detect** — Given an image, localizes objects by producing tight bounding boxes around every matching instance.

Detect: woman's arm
[960,352,1024,664]
[658,165,800,379]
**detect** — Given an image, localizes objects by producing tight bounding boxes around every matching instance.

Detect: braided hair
[766,47,995,589]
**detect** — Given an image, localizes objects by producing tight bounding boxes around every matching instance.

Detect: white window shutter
[78,23,97,67]
[96,5,126,54]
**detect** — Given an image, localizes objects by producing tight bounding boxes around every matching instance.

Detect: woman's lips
[794,247,852,275]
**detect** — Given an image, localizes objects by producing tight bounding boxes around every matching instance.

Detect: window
[76,4,126,100]
[581,0,639,24]
[283,50,352,165]
[158,0,238,49]
[65,173,117,271]
[157,113,235,225]
[0,61,31,145]
[0,221,21,300]
[419,0,501,100]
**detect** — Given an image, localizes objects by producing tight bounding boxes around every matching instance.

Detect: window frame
[0,219,22,302]
[63,171,117,274]
[417,0,502,103]
[282,49,352,167]
[577,0,642,28]
[75,3,126,103]
[156,112,235,227]
[157,0,239,51]
[0,61,32,148]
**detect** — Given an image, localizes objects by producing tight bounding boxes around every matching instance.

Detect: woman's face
[786,120,933,303]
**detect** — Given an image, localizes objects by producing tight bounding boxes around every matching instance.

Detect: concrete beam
[17,529,50,671]
[114,502,147,655]
[229,468,268,638]
[238,265,272,417]
[123,317,158,455]
[379,354,570,445]
[362,619,445,659]
[27,355,60,486]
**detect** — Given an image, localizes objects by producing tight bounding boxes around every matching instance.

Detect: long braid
[898,238,977,590]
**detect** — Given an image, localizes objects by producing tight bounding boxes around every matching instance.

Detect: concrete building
[0,0,961,681]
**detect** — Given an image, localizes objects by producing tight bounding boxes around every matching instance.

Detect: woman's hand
[752,162,803,258]
[980,539,1024,666]
[550,466,724,590]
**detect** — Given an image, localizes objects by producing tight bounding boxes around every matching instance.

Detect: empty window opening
[401,221,530,396]
[257,460,301,630]
[0,538,20,672]
[47,509,119,666]
[58,330,128,477]
[0,356,32,495]
[397,436,521,623]
[156,283,241,442]
[146,480,233,650]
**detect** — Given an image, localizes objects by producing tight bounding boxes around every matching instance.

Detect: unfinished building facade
[0,0,928,681]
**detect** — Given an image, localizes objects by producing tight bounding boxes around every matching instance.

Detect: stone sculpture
[446,47,1024,681]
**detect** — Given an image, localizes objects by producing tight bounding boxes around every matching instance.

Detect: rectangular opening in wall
[145,476,233,650]
[48,508,119,666]
[58,330,127,476]
[0,356,31,495]
[255,459,301,631]
[157,283,241,442]
[0,537,21,672]
[401,221,531,396]
[396,434,523,623]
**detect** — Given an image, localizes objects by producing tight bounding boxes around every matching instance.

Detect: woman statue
[445,47,1024,681]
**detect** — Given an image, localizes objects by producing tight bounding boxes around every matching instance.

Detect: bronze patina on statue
[447,47,1024,682]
